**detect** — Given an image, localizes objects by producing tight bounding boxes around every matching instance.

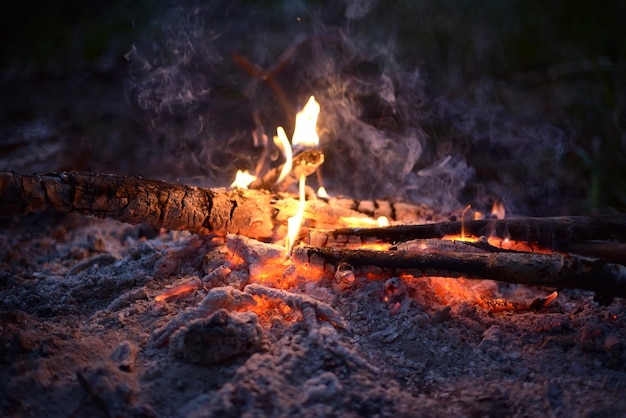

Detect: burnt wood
[295,245,626,298]
[331,215,626,251]
[0,171,275,239]
[0,171,370,239]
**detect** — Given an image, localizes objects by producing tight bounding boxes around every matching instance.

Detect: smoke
[125,0,574,215]
[431,99,571,215]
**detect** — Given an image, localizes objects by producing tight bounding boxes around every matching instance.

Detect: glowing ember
[230,170,257,189]
[291,96,320,149]
[155,277,201,302]
[339,216,390,228]
[440,234,554,254]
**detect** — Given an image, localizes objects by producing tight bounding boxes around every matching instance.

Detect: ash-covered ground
[1,212,626,417]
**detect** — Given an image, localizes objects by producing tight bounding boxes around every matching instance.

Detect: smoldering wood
[0,171,275,239]
[1,171,374,240]
[324,197,439,223]
[248,149,324,191]
[330,215,626,251]
[294,245,626,298]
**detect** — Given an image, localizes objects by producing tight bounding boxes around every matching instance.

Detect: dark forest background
[1,1,624,215]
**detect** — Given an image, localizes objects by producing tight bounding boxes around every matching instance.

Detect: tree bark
[0,171,371,239]
[294,245,626,298]
[0,171,275,239]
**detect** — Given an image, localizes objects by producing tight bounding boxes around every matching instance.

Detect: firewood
[0,171,275,238]
[330,215,626,250]
[556,241,626,265]
[324,197,439,223]
[293,245,626,298]
[0,171,372,240]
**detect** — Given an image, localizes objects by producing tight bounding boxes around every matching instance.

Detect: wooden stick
[558,241,626,265]
[330,215,626,249]
[294,245,626,298]
[0,171,275,239]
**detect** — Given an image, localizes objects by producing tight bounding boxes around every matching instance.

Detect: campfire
[2,89,626,416]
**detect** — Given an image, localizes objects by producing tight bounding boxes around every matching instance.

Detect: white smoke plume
[126,0,573,215]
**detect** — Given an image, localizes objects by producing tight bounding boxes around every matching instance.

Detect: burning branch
[294,245,626,298]
[330,215,626,261]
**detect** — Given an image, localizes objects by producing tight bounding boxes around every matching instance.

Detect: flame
[291,96,320,149]
[274,126,293,184]
[491,200,506,219]
[317,186,329,199]
[461,204,472,239]
[286,174,306,255]
[231,170,257,189]
[283,96,322,255]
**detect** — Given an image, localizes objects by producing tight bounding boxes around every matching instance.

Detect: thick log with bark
[0,171,371,239]
[0,171,275,239]
[294,245,626,298]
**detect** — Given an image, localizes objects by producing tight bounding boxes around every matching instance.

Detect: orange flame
[291,96,320,149]
[230,170,257,189]
[274,126,293,184]
[286,174,306,255]
[491,200,506,219]
[284,96,322,255]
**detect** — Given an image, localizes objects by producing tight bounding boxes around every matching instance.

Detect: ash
[1,214,625,417]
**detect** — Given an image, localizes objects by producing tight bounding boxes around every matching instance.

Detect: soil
[1,210,625,417]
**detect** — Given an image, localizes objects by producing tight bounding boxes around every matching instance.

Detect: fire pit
[2,2,626,417]
[2,94,626,417]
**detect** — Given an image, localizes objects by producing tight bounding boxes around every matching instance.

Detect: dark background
[1,0,624,215]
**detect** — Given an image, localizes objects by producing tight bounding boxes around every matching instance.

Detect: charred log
[0,171,274,239]
[0,171,374,239]
[294,245,626,298]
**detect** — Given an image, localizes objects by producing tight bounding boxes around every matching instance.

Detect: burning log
[294,245,626,298]
[331,215,626,244]
[0,171,275,239]
[329,215,626,260]
[0,171,374,240]
[322,197,439,223]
